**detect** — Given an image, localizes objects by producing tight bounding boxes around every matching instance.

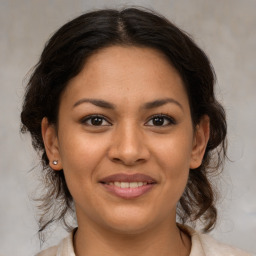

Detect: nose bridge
[119,121,141,151]
[108,120,149,165]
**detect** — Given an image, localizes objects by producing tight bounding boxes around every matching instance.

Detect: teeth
[121,182,129,188]
[114,181,120,187]
[108,181,147,188]
[129,182,138,188]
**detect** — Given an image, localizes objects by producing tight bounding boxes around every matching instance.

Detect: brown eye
[81,115,111,126]
[145,114,176,127]
[91,117,103,125]
[152,116,165,126]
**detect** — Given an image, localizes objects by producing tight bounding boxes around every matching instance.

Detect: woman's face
[43,46,208,234]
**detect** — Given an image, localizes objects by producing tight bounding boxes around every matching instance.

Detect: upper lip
[100,173,157,184]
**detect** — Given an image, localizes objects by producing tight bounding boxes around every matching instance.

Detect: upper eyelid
[145,114,176,124]
[80,113,175,125]
[81,114,112,125]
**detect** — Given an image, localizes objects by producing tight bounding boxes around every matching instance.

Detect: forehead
[61,46,189,109]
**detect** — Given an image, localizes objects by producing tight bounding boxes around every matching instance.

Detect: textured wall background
[0,0,255,255]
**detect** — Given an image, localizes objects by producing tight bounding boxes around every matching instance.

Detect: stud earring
[52,160,58,165]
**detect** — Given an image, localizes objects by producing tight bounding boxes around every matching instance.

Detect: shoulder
[35,230,75,256]
[179,224,253,256]
[36,245,58,256]
[198,232,252,256]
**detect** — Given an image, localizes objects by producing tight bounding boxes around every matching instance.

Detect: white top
[36,225,253,256]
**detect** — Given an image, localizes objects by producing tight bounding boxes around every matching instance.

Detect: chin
[99,206,162,235]
[105,220,154,235]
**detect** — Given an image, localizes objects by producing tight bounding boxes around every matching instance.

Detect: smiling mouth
[101,181,154,188]
[100,173,156,183]
[104,181,148,188]
[99,173,157,199]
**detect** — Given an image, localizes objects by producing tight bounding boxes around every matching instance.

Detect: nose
[107,123,150,166]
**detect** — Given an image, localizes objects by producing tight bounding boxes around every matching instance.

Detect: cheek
[152,130,193,194]
[154,133,193,171]
[57,128,108,186]
[57,134,107,205]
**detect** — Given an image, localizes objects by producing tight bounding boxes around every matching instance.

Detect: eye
[145,114,176,127]
[81,115,112,126]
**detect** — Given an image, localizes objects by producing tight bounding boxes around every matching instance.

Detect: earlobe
[41,117,62,171]
[190,115,210,169]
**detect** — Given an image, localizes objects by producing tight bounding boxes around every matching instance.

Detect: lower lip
[101,183,155,199]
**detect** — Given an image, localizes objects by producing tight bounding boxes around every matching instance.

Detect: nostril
[111,158,146,166]
[108,142,150,165]
[112,158,122,163]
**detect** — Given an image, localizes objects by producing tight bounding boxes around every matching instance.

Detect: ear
[190,115,210,169]
[41,117,63,171]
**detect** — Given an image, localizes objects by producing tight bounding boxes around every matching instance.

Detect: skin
[42,46,210,256]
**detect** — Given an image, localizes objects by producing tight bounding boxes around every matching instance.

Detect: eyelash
[145,114,176,127]
[81,114,112,126]
[80,114,176,127]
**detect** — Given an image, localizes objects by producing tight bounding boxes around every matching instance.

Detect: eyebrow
[142,98,183,111]
[73,98,116,109]
[73,97,183,111]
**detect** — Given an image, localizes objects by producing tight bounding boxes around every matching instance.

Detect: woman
[21,7,252,256]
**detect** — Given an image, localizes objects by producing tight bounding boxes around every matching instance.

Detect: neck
[74,218,191,256]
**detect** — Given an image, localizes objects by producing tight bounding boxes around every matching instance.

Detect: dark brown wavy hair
[20,7,227,239]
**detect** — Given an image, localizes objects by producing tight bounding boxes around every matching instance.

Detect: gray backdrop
[0,0,255,255]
